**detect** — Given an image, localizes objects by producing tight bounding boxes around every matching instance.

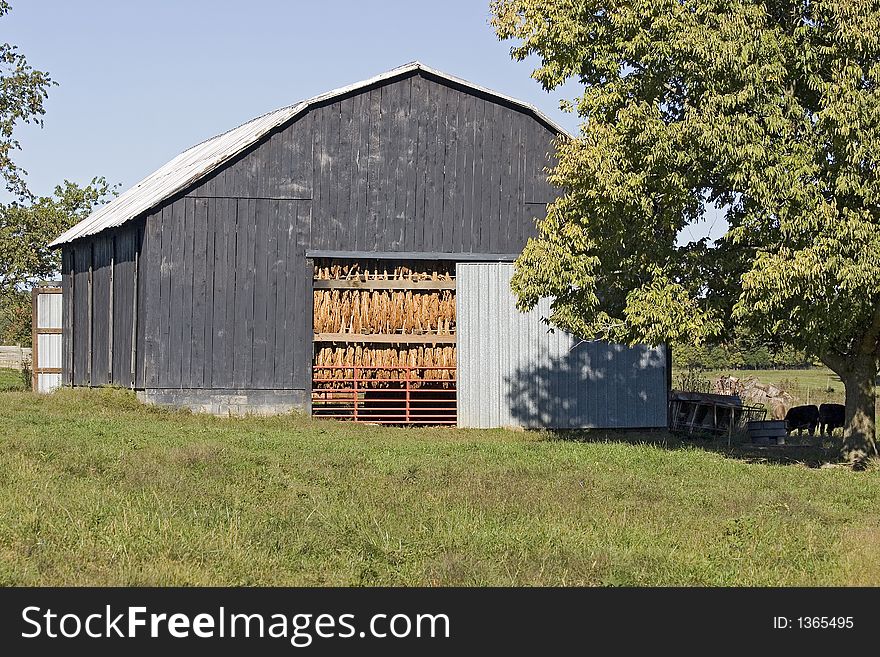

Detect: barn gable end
[59,66,564,414]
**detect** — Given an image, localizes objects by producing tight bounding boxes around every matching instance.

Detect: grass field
[0,367,26,392]
[704,367,843,392]
[1,386,879,586]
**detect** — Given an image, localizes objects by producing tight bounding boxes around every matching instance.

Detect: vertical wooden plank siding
[66,72,560,399]
[179,198,194,388]
[211,197,230,387]
[251,198,270,387]
[191,198,208,387]
[61,248,73,385]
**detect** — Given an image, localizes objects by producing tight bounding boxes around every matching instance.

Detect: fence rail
[312,365,456,425]
[0,346,32,370]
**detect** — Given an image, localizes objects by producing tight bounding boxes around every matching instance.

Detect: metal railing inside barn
[311,365,456,425]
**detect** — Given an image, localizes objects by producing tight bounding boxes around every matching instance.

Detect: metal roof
[50,62,568,247]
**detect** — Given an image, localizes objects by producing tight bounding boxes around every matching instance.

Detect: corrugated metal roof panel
[50,62,569,248]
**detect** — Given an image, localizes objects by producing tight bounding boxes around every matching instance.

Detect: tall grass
[1,387,878,586]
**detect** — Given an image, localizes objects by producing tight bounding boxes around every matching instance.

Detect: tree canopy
[0,178,115,298]
[491,0,880,464]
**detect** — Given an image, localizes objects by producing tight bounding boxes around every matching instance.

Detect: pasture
[1,386,878,586]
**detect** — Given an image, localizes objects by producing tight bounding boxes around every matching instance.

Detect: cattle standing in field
[818,403,845,436]
[785,404,820,436]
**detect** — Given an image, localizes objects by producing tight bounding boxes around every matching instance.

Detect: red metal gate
[312,365,456,425]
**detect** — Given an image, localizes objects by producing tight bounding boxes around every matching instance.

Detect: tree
[0,0,54,198]
[0,2,114,344]
[0,178,114,297]
[491,0,880,466]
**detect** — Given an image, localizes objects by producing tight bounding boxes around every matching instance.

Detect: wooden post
[130,249,138,388]
[108,242,114,382]
[87,245,93,385]
[728,407,734,447]
[31,287,38,391]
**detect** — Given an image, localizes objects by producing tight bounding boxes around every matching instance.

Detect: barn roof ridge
[50,62,567,247]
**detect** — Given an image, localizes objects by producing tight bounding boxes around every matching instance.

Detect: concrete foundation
[137,388,310,416]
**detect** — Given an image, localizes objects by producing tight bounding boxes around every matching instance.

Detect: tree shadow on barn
[502,344,844,468]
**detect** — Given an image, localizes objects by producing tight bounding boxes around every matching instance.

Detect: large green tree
[491,0,880,466]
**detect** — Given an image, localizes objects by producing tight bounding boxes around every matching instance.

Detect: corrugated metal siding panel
[457,263,668,429]
[37,292,62,328]
[37,334,62,369]
[37,373,62,393]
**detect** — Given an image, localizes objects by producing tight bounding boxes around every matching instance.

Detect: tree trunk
[841,355,878,469]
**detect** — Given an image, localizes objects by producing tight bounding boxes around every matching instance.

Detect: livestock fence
[0,345,32,370]
[312,365,457,425]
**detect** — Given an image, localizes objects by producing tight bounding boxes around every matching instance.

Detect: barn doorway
[310,259,457,425]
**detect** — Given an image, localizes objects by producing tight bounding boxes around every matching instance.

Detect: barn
[49,62,669,428]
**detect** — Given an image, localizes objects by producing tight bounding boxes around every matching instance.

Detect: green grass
[0,367,26,392]
[1,387,879,586]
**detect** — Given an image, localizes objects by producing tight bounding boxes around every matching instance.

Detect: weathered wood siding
[62,221,143,387]
[190,72,557,249]
[139,197,311,390]
[66,70,559,395]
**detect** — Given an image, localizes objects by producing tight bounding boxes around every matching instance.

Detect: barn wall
[139,196,311,394]
[456,263,668,429]
[61,248,73,385]
[63,221,144,388]
[132,70,559,410]
[189,71,557,252]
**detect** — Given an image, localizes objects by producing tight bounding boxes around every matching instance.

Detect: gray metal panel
[37,334,62,369]
[457,263,668,429]
[37,373,62,394]
[37,292,62,328]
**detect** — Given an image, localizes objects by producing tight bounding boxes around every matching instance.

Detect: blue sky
[5,0,582,198]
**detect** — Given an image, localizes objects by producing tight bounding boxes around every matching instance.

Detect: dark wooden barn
[51,62,670,426]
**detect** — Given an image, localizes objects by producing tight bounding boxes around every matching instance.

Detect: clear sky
[4,0,582,198]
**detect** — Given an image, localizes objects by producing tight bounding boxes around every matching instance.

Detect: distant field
[674,366,863,406]
[707,367,842,390]
[1,387,879,586]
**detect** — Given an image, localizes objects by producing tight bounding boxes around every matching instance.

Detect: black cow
[818,403,845,436]
[785,404,820,436]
